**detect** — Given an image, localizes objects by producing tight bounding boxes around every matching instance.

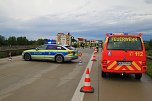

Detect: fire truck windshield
[107,37,142,50]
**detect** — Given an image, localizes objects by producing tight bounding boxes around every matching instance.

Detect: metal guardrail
[0,45,37,52]
[147,56,152,60]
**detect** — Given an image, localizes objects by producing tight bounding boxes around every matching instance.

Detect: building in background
[77,38,86,47]
[56,33,75,45]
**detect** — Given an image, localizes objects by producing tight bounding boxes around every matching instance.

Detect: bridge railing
[0,45,38,58]
[0,45,38,52]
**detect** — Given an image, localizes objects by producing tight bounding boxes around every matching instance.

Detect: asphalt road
[0,48,152,101]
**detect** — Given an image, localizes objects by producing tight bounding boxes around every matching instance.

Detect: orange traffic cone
[78,57,82,64]
[94,51,97,54]
[91,55,96,61]
[80,68,94,93]
[78,52,82,64]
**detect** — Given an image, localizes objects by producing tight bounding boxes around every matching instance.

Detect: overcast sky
[0,0,152,40]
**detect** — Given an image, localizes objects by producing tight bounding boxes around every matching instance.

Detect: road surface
[0,48,152,101]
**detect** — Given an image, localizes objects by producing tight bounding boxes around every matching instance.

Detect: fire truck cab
[101,33,147,79]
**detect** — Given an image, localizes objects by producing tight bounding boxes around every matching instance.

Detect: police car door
[44,45,58,60]
[32,45,47,59]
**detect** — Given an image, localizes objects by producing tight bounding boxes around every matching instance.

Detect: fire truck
[101,33,147,79]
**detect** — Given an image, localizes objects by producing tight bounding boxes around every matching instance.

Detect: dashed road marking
[71,52,94,101]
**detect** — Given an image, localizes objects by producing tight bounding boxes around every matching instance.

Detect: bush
[146,50,152,56]
[146,60,152,77]
[0,52,8,58]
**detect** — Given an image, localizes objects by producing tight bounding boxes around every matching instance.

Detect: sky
[0,0,152,40]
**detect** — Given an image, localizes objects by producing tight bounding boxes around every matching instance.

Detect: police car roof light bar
[48,40,52,44]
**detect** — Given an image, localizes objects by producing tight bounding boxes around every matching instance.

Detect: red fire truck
[101,33,147,79]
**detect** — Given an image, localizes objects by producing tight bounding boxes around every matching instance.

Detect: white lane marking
[71,52,94,101]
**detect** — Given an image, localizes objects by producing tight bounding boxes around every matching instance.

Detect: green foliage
[145,40,152,50]
[17,37,28,45]
[35,39,45,45]
[146,60,152,77]
[145,42,150,50]
[8,36,17,45]
[146,50,152,56]
[0,35,6,46]
[0,52,7,58]
[0,35,48,46]
[149,39,152,47]
[146,40,152,77]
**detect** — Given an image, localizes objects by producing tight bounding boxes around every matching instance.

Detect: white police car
[22,44,78,63]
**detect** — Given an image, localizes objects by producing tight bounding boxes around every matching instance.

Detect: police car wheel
[135,74,142,79]
[102,71,106,77]
[55,55,64,63]
[24,53,31,61]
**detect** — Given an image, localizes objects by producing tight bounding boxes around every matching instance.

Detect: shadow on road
[102,73,142,82]
[23,59,79,64]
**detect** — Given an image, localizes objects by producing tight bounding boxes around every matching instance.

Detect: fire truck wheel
[102,71,106,77]
[135,74,142,79]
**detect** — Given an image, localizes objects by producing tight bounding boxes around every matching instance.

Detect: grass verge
[146,59,152,77]
[146,50,152,56]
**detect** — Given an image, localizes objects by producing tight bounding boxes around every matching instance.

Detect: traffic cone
[78,57,82,64]
[94,51,97,54]
[91,55,96,61]
[95,48,98,53]
[80,68,94,93]
[94,48,97,52]
[78,52,82,64]
[8,52,12,61]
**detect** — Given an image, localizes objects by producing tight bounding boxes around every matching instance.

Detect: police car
[22,44,78,63]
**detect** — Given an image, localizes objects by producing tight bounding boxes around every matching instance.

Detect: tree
[8,36,17,45]
[149,39,152,49]
[36,39,45,45]
[17,37,29,45]
[28,40,36,45]
[0,35,5,46]
[17,37,23,45]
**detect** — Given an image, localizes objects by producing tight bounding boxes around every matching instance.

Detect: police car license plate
[118,62,131,66]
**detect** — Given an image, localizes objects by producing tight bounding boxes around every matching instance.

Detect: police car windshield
[107,37,142,50]
[65,46,75,50]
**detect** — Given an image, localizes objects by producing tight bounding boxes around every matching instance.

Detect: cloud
[0,0,152,40]
[144,0,152,4]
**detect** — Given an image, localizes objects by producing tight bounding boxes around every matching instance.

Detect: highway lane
[84,49,152,101]
[0,48,93,101]
[0,48,152,101]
